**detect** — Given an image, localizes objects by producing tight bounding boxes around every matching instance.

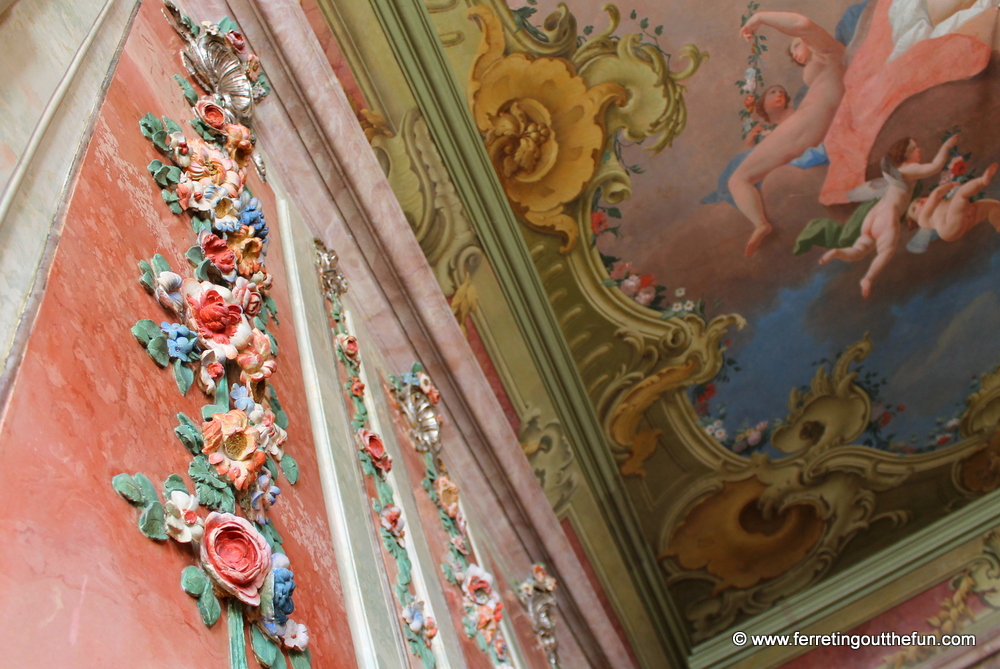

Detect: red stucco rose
[357,428,392,474]
[200,512,271,606]
[182,279,252,359]
[201,233,237,275]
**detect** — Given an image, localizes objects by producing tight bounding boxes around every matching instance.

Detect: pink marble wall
[780,579,988,668]
[0,2,355,665]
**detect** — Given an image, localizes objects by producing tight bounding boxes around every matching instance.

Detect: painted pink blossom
[609,261,634,281]
[620,274,641,297]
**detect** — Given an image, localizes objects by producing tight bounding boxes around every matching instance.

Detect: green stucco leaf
[111,474,144,505]
[279,454,299,485]
[181,565,209,597]
[131,319,159,345]
[190,456,236,513]
[172,359,194,395]
[138,501,167,541]
[163,474,188,497]
[173,74,199,106]
[288,649,312,669]
[251,625,281,667]
[147,335,170,368]
[199,587,222,628]
[133,473,158,504]
[175,413,204,454]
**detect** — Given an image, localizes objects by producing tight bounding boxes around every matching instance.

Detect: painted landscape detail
[509,0,1000,462]
[111,6,312,668]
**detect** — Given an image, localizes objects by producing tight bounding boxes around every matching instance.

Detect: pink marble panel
[0,2,355,665]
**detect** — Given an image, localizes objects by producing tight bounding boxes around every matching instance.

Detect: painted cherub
[819,133,961,298]
[908,162,1000,242]
[744,85,795,148]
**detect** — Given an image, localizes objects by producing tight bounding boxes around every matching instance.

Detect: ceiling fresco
[305,0,1000,663]
[456,0,1000,644]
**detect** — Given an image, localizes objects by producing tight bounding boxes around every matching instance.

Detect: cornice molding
[365,0,689,664]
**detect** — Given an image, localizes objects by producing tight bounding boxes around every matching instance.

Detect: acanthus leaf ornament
[163,1,259,124]
[517,564,560,668]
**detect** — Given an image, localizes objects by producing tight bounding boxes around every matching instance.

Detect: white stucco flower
[164,490,204,543]
[282,620,309,650]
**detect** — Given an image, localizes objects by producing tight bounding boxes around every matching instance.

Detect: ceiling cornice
[364,0,690,664]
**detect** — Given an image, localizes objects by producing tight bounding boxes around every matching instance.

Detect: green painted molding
[359,2,1000,668]
[689,488,1000,669]
[364,0,690,666]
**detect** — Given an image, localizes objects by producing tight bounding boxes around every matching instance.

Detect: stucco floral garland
[319,278,439,667]
[391,366,512,667]
[111,13,313,669]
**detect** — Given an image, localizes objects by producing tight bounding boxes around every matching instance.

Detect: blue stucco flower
[271,553,296,624]
[238,194,268,240]
[160,322,199,361]
[250,471,281,524]
[230,384,257,414]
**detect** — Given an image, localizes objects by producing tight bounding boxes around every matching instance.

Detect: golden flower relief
[468,5,625,252]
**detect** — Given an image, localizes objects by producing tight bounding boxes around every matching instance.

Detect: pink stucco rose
[336,334,360,360]
[225,30,247,54]
[232,276,263,318]
[200,512,271,606]
[236,329,276,387]
[194,97,229,130]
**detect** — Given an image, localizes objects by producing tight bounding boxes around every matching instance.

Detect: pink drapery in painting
[821,0,993,204]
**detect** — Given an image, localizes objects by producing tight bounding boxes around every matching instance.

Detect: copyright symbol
[733,631,747,646]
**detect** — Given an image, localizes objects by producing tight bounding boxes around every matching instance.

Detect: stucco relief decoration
[315,243,441,667]
[516,564,560,668]
[391,365,513,667]
[111,5,313,668]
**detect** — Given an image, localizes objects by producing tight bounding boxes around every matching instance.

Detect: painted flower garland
[112,9,312,669]
[391,365,512,667]
[316,247,439,667]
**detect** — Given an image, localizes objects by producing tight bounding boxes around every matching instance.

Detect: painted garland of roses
[391,366,512,667]
[319,269,440,667]
[111,12,312,669]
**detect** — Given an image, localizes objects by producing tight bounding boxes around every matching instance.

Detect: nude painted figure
[729,11,846,257]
